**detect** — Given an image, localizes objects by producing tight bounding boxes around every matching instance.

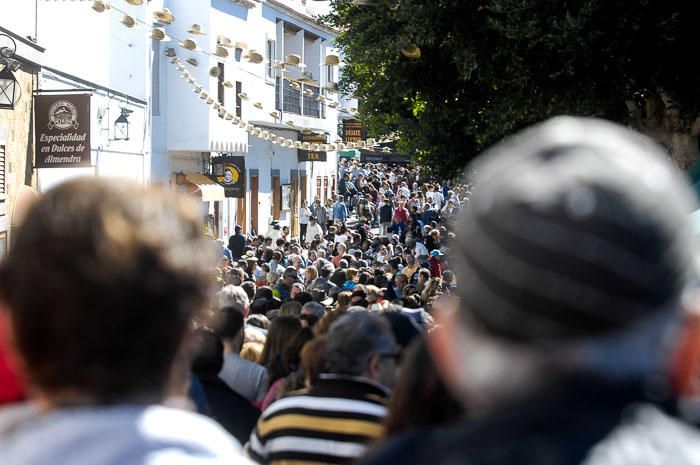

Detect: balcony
[276,77,323,118]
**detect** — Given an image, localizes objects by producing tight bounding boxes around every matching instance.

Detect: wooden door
[323,177,328,202]
[250,175,259,235]
[301,175,307,205]
[272,175,281,220]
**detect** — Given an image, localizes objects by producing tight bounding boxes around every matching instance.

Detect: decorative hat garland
[91,1,398,151]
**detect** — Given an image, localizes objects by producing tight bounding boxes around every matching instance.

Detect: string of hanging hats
[89,0,397,151]
[171,57,395,152]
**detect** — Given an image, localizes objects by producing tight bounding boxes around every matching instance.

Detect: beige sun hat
[217,35,234,48]
[186,58,199,67]
[290,81,301,91]
[327,101,339,109]
[164,47,177,58]
[401,44,421,59]
[120,14,137,28]
[285,120,295,126]
[214,46,229,59]
[303,88,314,97]
[153,8,175,24]
[209,66,221,78]
[246,50,264,64]
[253,102,263,109]
[285,54,303,66]
[223,80,233,88]
[269,111,279,119]
[323,54,340,66]
[125,0,143,5]
[187,24,206,35]
[150,28,166,41]
[179,39,198,51]
[238,92,249,100]
[91,0,109,13]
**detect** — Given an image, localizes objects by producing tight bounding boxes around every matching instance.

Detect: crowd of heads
[3,117,700,464]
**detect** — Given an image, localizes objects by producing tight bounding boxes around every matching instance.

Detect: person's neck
[223,337,243,355]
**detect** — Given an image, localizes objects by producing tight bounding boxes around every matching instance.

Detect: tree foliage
[324,0,699,177]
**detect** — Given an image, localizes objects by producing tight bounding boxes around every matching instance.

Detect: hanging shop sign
[35,94,91,168]
[342,119,364,143]
[213,155,245,198]
[298,133,327,162]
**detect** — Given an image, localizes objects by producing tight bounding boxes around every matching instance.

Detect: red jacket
[428,257,444,278]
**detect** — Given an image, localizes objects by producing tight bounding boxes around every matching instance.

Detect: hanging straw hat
[235,41,248,50]
[285,120,295,126]
[323,54,340,66]
[382,146,392,153]
[223,80,233,88]
[285,54,303,66]
[91,0,109,13]
[187,24,206,35]
[179,39,198,51]
[186,58,199,67]
[238,92,249,100]
[401,44,421,59]
[246,50,264,64]
[217,35,234,48]
[164,47,177,57]
[120,14,137,28]
[327,101,339,109]
[125,0,143,5]
[214,46,229,59]
[253,102,263,109]
[150,28,166,41]
[153,8,175,24]
[269,111,279,119]
[290,81,301,91]
[303,88,314,97]
[209,66,221,78]
[206,97,215,105]
[225,112,233,120]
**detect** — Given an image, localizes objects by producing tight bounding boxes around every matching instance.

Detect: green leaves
[326,0,698,177]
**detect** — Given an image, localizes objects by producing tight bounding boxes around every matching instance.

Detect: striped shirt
[247,375,389,465]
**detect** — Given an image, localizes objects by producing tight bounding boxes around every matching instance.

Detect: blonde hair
[240,342,264,364]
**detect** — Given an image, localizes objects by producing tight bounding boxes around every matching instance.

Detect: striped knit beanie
[454,117,698,343]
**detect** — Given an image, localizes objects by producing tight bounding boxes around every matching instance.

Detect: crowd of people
[3,117,700,465]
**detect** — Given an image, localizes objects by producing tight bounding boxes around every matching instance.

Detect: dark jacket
[228,233,246,260]
[360,377,696,465]
[195,374,260,445]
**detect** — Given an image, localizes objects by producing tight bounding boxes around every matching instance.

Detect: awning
[184,173,225,202]
[11,185,41,227]
[339,149,361,159]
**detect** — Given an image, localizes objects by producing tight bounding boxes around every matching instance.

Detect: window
[266,39,276,80]
[217,63,225,105]
[236,81,242,118]
[326,65,334,85]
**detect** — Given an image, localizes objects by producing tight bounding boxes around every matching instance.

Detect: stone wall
[0,63,39,251]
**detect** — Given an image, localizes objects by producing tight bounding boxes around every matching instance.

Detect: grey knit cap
[454,117,698,343]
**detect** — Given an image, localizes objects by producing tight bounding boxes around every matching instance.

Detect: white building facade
[1,0,351,248]
[159,0,345,238]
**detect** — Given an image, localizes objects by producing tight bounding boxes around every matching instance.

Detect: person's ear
[365,354,381,382]
[427,297,471,402]
[669,302,700,397]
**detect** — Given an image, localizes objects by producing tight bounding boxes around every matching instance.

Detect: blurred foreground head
[0,178,215,405]
[431,117,699,405]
